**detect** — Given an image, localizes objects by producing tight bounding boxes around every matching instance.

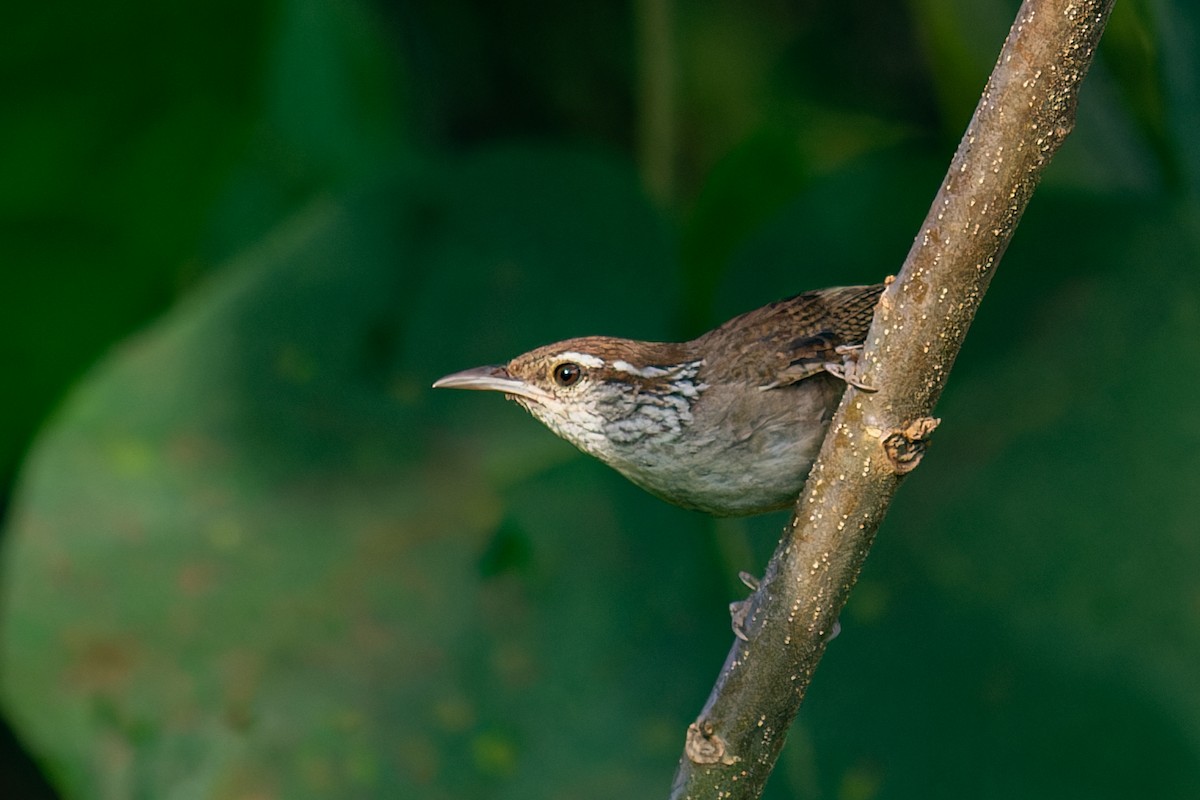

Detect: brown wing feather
[697,284,884,387]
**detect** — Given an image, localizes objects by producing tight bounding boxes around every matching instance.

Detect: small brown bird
[434,284,884,516]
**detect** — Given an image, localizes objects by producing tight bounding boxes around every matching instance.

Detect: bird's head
[433,337,706,462]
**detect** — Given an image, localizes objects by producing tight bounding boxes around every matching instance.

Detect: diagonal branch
[669,1,1116,797]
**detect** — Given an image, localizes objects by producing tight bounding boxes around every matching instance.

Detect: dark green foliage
[2,0,1199,797]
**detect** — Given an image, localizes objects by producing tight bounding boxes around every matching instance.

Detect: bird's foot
[729,571,760,641]
[824,344,877,392]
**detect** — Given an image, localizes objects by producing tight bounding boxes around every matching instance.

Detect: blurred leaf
[1102,0,1179,186]
[0,0,408,500]
[678,126,814,329]
[906,0,1015,125]
[1156,0,1200,193]
[0,149,730,799]
[0,0,271,484]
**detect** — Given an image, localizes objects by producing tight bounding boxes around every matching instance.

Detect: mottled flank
[441,284,885,515]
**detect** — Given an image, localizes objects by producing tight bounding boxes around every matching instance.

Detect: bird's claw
[824,344,877,392]
[729,600,751,641]
[730,572,761,641]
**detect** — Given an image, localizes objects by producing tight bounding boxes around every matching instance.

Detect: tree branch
[669,1,1116,797]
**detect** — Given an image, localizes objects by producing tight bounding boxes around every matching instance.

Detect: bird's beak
[432,365,552,404]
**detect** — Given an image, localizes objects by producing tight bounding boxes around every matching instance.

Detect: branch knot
[685,720,738,766]
[882,417,942,474]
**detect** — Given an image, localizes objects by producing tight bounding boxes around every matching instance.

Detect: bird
[433,284,884,516]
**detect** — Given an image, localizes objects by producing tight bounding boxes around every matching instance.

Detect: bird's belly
[611,415,830,516]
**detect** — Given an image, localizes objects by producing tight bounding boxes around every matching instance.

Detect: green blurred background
[2,0,1198,797]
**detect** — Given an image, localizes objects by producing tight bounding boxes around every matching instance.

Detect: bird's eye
[552,361,583,387]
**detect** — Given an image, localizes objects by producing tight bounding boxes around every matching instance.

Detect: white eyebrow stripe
[612,360,668,378]
[557,351,605,368]
[611,359,705,379]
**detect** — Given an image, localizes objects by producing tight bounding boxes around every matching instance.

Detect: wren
[434,284,884,516]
